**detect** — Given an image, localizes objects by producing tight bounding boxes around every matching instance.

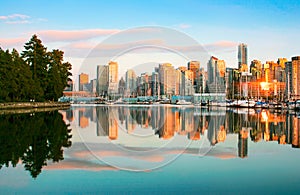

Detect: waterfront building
[207,56,226,93]
[151,72,159,97]
[238,43,248,71]
[108,61,119,95]
[178,67,194,96]
[118,77,125,95]
[250,60,262,80]
[78,73,89,91]
[97,65,109,97]
[187,61,200,92]
[285,56,300,100]
[90,79,97,94]
[125,69,137,97]
[157,63,178,97]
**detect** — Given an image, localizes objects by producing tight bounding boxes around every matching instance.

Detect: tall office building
[188,61,200,93]
[285,56,300,99]
[178,68,194,96]
[187,61,200,80]
[97,65,109,96]
[207,56,218,84]
[118,77,125,95]
[207,56,226,93]
[250,60,262,80]
[157,63,178,97]
[108,61,119,95]
[125,69,137,97]
[278,58,288,69]
[151,72,159,97]
[78,73,89,91]
[238,43,248,71]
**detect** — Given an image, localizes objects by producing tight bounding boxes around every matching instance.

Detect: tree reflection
[0,111,72,178]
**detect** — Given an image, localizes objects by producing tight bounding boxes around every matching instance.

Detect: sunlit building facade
[78,73,89,91]
[108,61,119,95]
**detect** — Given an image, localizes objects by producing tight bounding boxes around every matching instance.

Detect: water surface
[1,105,300,194]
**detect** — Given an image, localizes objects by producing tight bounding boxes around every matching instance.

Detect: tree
[22,34,49,101]
[0,48,11,101]
[0,35,72,102]
[11,49,34,101]
[46,49,72,100]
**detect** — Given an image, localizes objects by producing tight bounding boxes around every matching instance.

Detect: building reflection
[238,127,249,158]
[67,106,300,158]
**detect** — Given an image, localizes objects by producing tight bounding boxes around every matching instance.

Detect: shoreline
[0,102,70,114]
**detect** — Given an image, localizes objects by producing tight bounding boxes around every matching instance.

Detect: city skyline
[1,1,300,81]
[76,52,300,101]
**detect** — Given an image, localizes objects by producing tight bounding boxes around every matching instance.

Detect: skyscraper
[97,65,109,96]
[125,69,137,97]
[207,56,226,93]
[188,61,200,92]
[157,63,178,97]
[285,56,300,99]
[78,73,89,91]
[108,61,119,95]
[238,43,248,71]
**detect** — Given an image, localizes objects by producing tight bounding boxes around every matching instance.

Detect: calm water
[1,105,300,194]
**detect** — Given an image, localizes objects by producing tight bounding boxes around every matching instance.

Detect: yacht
[239,100,256,108]
[176,99,192,105]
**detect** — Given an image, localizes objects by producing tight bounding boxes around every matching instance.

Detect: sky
[1,0,300,80]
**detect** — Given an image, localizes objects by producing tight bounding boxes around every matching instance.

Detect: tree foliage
[0,35,72,102]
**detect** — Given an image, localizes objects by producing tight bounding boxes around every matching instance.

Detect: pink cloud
[0,37,27,48]
[37,29,121,42]
[204,40,238,52]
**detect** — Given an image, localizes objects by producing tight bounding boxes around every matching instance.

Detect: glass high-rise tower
[238,43,248,70]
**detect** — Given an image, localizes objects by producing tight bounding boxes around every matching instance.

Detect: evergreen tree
[0,48,11,101]
[46,49,72,100]
[22,34,49,101]
[11,49,34,101]
[0,35,72,102]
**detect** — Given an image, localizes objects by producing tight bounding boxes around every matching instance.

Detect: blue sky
[1,0,300,79]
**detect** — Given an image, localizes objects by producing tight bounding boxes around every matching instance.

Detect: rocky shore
[0,102,70,114]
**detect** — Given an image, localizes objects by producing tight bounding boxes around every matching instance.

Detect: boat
[114,98,124,104]
[176,99,192,105]
[239,100,256,108]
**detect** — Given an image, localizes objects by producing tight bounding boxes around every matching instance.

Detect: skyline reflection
[63,105,300,159]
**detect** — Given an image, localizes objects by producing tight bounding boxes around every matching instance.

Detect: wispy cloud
[37,29,121,42]
[204,40,238,52]
[0,13,31,24]
[0,37,27,48]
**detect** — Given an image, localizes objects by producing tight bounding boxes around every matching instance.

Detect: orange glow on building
[260,82,271,91]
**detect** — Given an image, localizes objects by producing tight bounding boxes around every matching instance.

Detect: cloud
[37,29,121,42]
[0,13,31,24]
[0,37,27,48]
[204,40,238,52]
